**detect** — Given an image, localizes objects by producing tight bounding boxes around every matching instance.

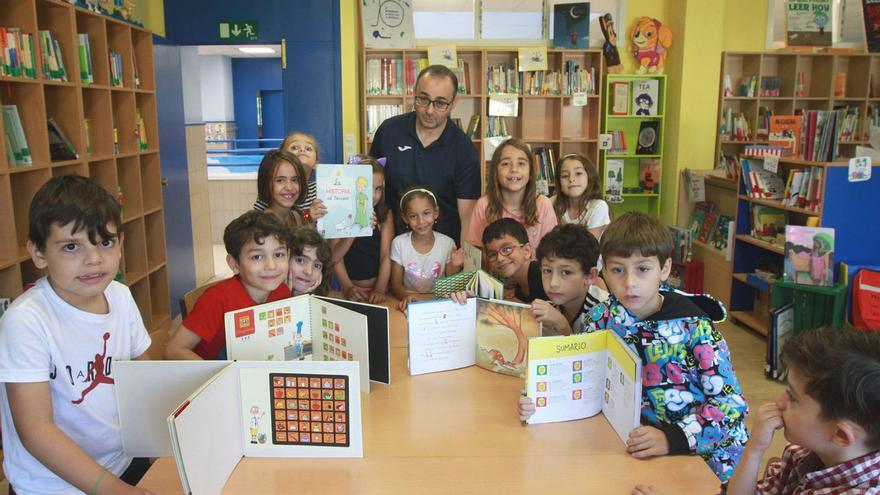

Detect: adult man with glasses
[370,65,480,245]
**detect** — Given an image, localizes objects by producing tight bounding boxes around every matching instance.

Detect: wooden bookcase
[602,74,666,215]
[728,157,880,335]
[0,0,169,331]
[360,48,604,191]
[715,51,880,167]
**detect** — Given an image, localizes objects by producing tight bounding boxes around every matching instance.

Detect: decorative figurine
[599,13,623,74]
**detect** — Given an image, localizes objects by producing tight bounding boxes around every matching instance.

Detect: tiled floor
[0,252,787,490]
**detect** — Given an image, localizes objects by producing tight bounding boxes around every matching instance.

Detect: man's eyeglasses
[486,244,524,262]
[414,95,452,112]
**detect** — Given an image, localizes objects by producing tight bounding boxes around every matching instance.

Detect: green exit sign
[218,20,258,41]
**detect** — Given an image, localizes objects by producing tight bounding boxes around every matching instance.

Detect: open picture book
[407,297,541,377]
[433,269,504,300]
[224,294,390,393]
[115,360,362,495]
[525,330,642,444]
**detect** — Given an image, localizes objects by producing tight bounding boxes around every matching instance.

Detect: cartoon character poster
[316,164,374,239]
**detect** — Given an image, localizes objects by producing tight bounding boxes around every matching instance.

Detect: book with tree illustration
[315,164,373,239]
[525,330,641,443]
[406,298,541,377]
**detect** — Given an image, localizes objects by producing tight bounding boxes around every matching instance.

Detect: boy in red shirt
[164,211,291,360]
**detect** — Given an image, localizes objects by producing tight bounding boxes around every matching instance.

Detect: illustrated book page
[315,164,374,239]
[407,298,477,375]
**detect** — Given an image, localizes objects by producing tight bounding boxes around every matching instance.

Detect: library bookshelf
[602,74,665,215]
[361,48,604,192]
[728,157,880,336]
[716,51,880,170]
[0,0,169,332]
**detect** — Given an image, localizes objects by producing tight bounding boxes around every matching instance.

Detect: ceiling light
[239,47,275,54]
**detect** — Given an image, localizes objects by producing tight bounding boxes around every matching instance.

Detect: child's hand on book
[531,299,571,335]
[749,402,784,453]
[450,290,475,304]
[626,426,669,458]
[367,290,386,304]
[310,199,328,222]
[518,392,536,422]
[397,295,416,311]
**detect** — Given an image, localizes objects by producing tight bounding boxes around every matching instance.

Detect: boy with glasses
[481,218,547,303]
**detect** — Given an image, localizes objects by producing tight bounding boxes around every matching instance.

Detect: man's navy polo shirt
[369,111,480,244]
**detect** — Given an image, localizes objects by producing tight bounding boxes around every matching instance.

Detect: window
[766,0,865,49]
[411,0,625,46]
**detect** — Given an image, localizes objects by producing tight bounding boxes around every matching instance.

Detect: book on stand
[784,226,835,286]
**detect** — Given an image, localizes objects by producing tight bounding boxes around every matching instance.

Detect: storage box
[771,280,846,333]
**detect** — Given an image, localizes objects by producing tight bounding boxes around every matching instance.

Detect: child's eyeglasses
[485,244,524,262]
[413,95,451,112]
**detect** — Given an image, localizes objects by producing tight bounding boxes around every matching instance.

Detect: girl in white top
[390,186,463,310]
[550,153,611,241]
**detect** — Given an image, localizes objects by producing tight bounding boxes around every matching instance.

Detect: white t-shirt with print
[0,277,151,495]
[391,231,455,293]
[556,198,611,229]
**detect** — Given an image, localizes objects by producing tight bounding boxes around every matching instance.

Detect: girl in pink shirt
[467,138,557,256]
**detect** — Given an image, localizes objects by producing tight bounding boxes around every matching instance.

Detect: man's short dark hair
[600,211,673,265]
[415,64,458,98]
[536,224,599,274]
[29,175,122,251]
[223,211,289,261]
[482,218,528,246]
[782,328,880,449]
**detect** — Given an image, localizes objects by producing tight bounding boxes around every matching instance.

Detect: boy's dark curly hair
[535,224,599,274]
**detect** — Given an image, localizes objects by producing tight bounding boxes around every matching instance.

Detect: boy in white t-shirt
[0,176,154,495]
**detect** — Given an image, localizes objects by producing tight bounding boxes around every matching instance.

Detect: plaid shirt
[754,444,880,494]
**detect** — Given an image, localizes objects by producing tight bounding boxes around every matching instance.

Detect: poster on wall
[786,0,833,46]
[863,0,880,52]
[361,0,414,48]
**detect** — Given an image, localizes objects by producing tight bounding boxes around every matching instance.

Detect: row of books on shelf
[1,27,37,79]
[727,75,782,98]
[38,30,68,81]
[2,105,32,166]
[739,159,824,212]
[109,50,124,87]
[532,147,556,195]
[604,158,662,200]
[78,34,95,84]
[485,116,509,138]
[365,104,403,139]
[720,107,751,141]
[610,79,660,116]
[365,57,468,96]
[687,202,734,254]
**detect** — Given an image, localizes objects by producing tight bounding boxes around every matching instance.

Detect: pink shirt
[467,194,558,255]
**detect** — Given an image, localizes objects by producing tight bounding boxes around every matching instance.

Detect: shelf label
[763,154,779,173]
[427,46,457,68]
[849,156,872,182]
[599,133,612,150]
[488,94,519,117]
[218,20,258,41]
[572,91,588,107]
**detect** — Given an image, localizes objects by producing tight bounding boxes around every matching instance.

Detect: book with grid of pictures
[224,294,391,393]
[433,269,503,300]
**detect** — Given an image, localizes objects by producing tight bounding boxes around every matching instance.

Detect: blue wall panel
[163,1,343,162]
[231,58,282,141]
[152,40,195,317]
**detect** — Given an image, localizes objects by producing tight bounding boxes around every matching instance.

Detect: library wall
[185,124,214,285]
[208,180,256,244]
[231,58,281,140]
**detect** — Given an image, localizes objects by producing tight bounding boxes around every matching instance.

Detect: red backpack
[852,269,880,331]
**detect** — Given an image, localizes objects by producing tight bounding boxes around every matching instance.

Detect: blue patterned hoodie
[587,288,749,482]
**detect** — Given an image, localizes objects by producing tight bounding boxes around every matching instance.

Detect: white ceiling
[196,45,282,58]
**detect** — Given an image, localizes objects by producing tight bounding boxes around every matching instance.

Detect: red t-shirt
[183,275,291,359]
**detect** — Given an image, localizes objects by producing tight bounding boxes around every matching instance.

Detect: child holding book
[332,155,393,304]
[391,185,463,310]
[467,138,557,254]
[164,211,292,360]
[569,211,748,482]
[288,226,333,297]
[481,218,548,303]
[549,153,610,241]
[0,176,153,494]
[253,149,308,228]
[279,131,327,224]
[530,224,609,335]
